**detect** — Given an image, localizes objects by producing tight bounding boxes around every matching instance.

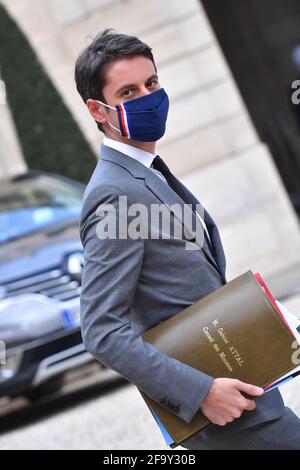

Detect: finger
[242,399,256,411]
[234,380,264,396]
[230,408,242,419]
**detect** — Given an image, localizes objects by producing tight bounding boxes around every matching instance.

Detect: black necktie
[151,155,214,255]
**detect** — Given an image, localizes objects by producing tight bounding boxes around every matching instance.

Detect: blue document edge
[149,408,174,446]
[264,375,294,393]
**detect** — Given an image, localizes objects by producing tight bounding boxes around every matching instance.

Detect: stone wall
[0,77,26,178]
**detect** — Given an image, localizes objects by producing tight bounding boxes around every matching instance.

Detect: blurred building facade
[1,0,300,286]
[0,78,26,176]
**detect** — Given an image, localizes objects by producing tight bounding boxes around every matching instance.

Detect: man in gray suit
[75,29,300,449]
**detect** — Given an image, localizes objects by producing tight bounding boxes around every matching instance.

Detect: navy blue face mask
[96,88,169,142]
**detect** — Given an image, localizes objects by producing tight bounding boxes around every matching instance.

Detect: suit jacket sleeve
[79,185,214,423]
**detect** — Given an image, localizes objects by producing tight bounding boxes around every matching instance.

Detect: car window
[0,175,84,244]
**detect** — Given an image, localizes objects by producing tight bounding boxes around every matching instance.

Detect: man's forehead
[104,56,156,89]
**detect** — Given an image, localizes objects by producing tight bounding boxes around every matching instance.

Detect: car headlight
[65,251,84,282]
[0,294,67,348]
[0,352,23,383]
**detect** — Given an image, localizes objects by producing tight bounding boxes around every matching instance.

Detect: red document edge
[255,272,297,390]
[254,272,294,336]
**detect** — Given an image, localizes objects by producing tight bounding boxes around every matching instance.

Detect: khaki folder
[138,270,297,447]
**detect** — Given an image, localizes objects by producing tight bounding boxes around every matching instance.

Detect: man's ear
[86,98,107,126]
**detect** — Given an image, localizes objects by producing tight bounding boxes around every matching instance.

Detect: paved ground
[0,365,169,450]
[0,364,299,450]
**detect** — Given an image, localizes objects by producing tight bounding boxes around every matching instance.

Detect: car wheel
[24,376,64,402]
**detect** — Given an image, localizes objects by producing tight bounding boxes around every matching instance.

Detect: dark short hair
[74,29,156,133]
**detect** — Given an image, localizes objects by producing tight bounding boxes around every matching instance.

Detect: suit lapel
[175,176,227,282]
[100,144,224,278]
[143,170,221,272]
[203,208,226,281]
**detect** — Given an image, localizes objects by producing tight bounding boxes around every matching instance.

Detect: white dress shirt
[102,136,211,244]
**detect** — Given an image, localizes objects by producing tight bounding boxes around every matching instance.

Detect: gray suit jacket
[79,144,284,445]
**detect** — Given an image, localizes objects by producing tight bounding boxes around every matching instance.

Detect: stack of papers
[264,299,300,392]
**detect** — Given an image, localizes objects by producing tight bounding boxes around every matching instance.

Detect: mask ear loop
[96,100,121,134]
[96,99,115,111]
[106,122,121,134]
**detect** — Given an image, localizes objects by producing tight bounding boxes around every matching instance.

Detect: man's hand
[200,378,264,426]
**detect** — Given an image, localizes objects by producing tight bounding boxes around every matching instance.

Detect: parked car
[0,170,99,401]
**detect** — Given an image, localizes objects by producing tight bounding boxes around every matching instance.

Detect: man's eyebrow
[115,74,159,95]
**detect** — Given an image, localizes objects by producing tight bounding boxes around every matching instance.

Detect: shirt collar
[102,136,156,168]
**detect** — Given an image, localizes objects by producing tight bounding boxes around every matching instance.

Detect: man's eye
[147,80,159,88]
[122,89,134,98]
